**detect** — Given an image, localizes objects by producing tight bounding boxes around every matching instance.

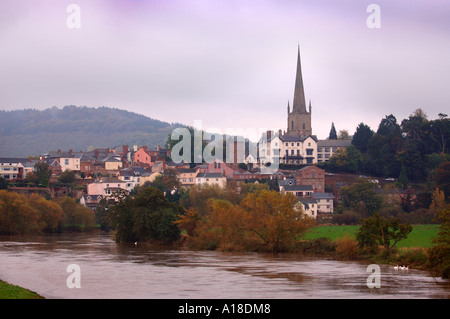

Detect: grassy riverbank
[302,224,439,248]
[0,280,44,299]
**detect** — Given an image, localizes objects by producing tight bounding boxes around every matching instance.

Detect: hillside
[0,106,183,157]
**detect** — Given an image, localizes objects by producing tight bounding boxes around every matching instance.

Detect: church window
[291,121,294,130]
[303,123,306,130]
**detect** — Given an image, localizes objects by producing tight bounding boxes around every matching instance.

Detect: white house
[313,192,334,215]
[195,172,227,188]
[279,135,318,165]
[87,177,129,197]
[296,198,318,219]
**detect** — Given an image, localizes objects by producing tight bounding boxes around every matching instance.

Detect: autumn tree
[427,190,450,278]
[187,190,310,252]
[58,197,96,231]
[28,193,64,233]
[0,191,63,234]
[0,190,40,234]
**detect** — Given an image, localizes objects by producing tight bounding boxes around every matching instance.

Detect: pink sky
[1,0,450,140]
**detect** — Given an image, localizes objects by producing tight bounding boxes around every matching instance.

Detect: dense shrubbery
[176,186,312,252]
[0,190,95,234]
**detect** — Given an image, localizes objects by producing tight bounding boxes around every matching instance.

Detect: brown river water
[0,233,449,299]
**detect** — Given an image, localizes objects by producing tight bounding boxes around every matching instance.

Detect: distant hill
[0,106,184,157]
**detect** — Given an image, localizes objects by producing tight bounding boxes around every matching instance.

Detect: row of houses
[40,145,170,177]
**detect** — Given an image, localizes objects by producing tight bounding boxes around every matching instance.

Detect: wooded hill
[0,106,183,157]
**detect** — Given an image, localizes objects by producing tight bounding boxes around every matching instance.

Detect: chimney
[143,145,148,153]
[278,129,282,137]
[266,130,272,141]
[122,145,129,155]
[69,149,73,154]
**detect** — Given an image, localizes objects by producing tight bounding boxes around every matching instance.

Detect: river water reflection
[0,233,448,299]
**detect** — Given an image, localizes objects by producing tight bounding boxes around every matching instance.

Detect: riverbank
[0,280,44,299]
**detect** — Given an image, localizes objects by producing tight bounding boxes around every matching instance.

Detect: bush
[300,237,337,256]
[335,236,359,259]
[332,210,360,225]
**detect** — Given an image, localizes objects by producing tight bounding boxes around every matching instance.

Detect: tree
[58,169,76,184]
[338,129,350,140]
[34,161,51,187]
[352,123,374,153]
[340,179,383,217]
[377,114,401,137]
[0,177,7,190]
[398,165,408,189]
[109,187,181,243]
[435,162,450,201]
[328,122,337,140]
[356,213,412,255]
[58,197,96,231]
[185,190,310,252]
[28,193,64,233]
[0,190,40,234]
[427,190,450,278]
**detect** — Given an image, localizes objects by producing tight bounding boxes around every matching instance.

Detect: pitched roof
[197,172,225,178]
[284,185,313,191]
[317,139,352,147]
[313,192,334,199]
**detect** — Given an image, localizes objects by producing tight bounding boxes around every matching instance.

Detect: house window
[306,149,313,156]
[291,143,294,146]
[297,143,300,146]
[65,159,69,165]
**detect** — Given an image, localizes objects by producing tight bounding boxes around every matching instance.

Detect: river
[0,233,448,299]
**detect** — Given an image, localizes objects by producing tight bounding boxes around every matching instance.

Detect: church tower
[287,46,312,137]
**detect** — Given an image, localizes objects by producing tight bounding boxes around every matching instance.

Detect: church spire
[292,45,307,114]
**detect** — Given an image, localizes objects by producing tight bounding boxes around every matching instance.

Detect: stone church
[259,46,318,166]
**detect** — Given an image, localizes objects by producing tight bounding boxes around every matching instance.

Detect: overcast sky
[1,0,449,141]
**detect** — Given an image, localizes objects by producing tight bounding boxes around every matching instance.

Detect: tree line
[323,109,450,185]
[0,190,95,234]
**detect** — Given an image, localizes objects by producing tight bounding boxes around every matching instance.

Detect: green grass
[303,224,439,248]
[0,280,44,299]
